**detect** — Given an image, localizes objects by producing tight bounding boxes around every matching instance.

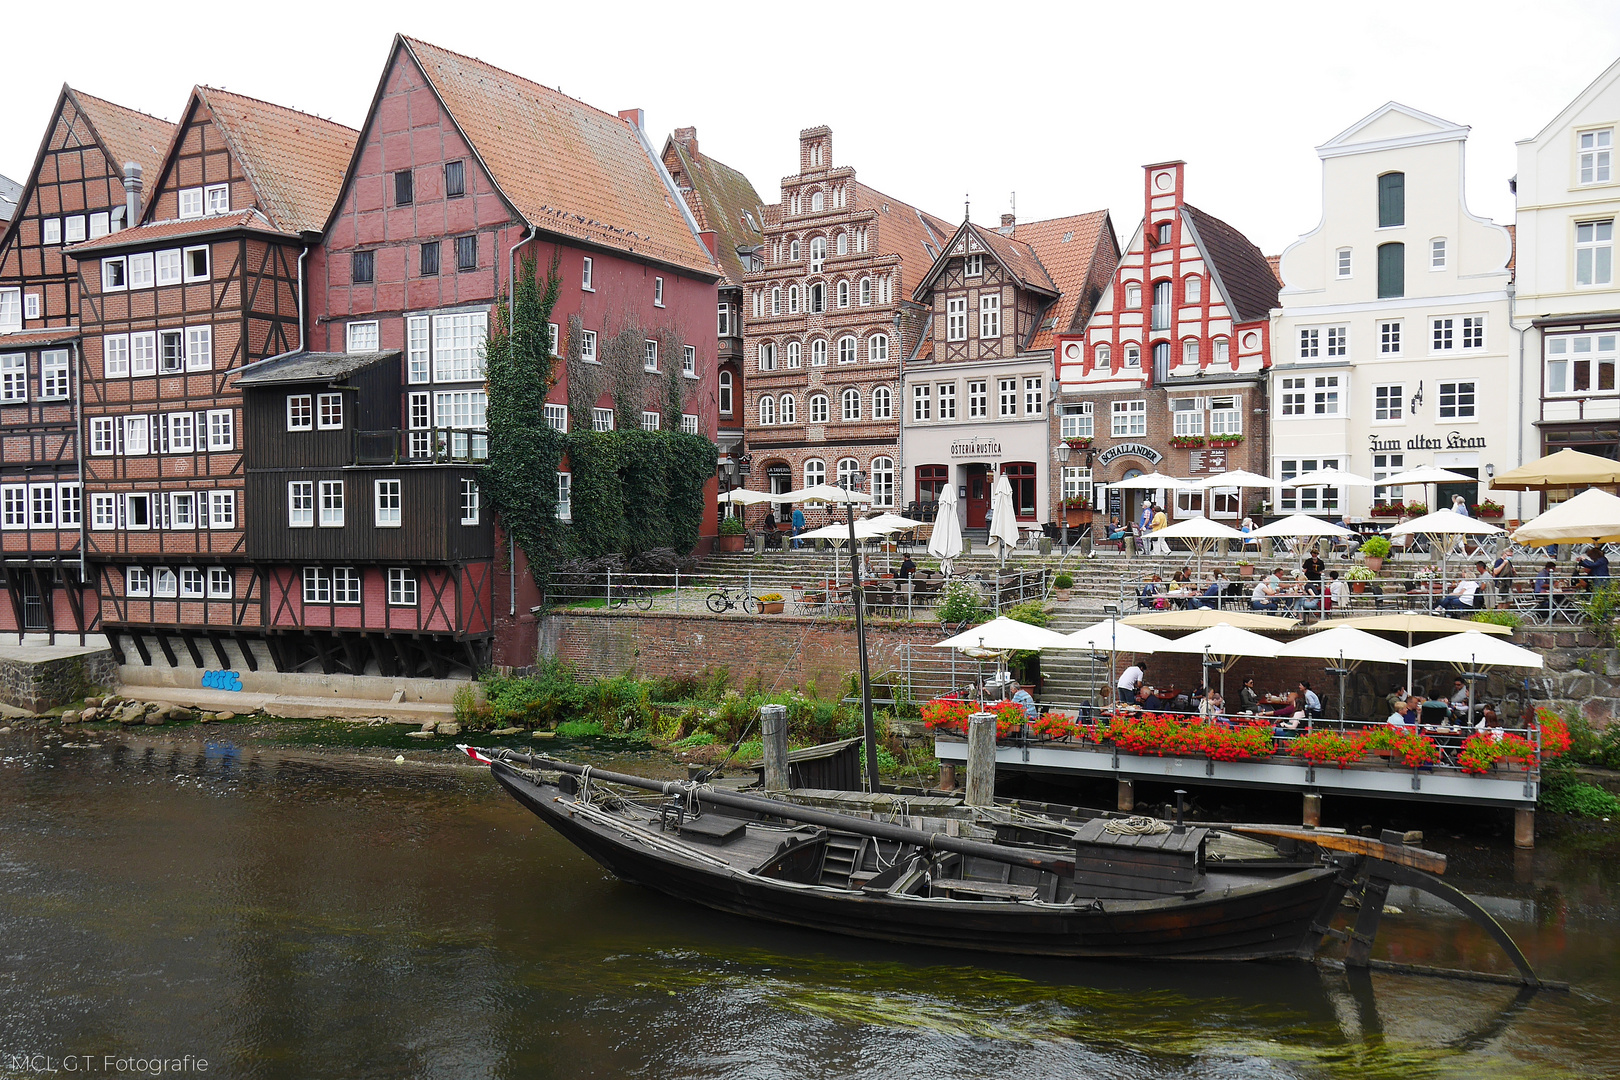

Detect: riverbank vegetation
[1538,706,1620,818]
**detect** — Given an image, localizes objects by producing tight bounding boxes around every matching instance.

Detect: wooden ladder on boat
[819,835,869,886]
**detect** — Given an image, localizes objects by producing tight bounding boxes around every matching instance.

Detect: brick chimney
[673,126,698,158]
[998,213,1015,237]
[618,108,644,129]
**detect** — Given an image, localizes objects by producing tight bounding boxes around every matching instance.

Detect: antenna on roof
[964,193,970,222]
[1011,191,1016,218]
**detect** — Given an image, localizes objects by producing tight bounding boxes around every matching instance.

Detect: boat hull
[492,762,1349,962]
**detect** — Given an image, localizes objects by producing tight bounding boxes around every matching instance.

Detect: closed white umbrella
[987,472,1021,564]
[928,482,964,575]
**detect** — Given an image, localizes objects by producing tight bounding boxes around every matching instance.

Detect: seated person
[1189,573,1224,609]
[1386,706,1408,726]
[1475,704,1506,739]
[1238,677,1260,713]
[1403,695,1423,725]
[1269,690,1301,718]
[1436,576,1479,614]
[1289,570,1321,611]
[1198,688,1225,718]
[1299,681,1322,719]
[1580,544,1611,586]
[1250,576,1280,610]
[1385,686,1409,715]
[1447,677,1471,720]
[1534,560,1556,614]
[1138,686,1171,712]
[1107,516,1127,541]
[1010,680,1037,721]
[1326,570,1349,611]
[1171,567,1192,587]
[1137,575,1165,608]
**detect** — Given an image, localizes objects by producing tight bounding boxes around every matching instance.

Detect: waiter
[1117,662,1145,704]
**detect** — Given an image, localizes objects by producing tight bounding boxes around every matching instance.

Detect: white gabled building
[1272,103,1515,522]
[1514,57,1620,504]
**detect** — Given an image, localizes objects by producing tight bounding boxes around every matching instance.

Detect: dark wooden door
[966,465,989,528]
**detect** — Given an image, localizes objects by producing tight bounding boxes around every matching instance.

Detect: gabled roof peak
[1316,101,1470,159]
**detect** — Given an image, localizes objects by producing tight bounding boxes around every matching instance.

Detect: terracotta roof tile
[971,225,1059,294]
[1266,253,1283,282]
[1183,205,1279,323]
[663,131,766,286]
[193,87,357,235]
[1016,211,1116,351]
[68,209,279,253]
[70,88,174,180]
[0,326,80,349]
[403,37,715,276]
[853,183,950,298]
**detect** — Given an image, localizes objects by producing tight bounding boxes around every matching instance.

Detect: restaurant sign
[1368,431,1488,451]
[1096,442,1164,466]
[950,437,1002,458]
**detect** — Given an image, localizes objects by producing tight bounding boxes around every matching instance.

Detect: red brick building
[306,36,723,669]
[67,87,356,669]
[0,87,173,640]
[739,127,950,519]
[1056,162,1278,528]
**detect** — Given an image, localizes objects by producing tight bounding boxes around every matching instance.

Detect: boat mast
[843,481,880,792]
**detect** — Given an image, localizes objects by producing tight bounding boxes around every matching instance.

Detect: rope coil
[1103,816,1172,836]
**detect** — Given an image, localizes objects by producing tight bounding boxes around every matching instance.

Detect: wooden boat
[473,748,1438,964]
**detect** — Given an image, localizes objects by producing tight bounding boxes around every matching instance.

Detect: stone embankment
[0,693,239,733]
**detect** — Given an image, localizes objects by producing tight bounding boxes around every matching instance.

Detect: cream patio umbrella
[1490,447,1620,499]
[1389,508,1503,591]
[718,488,776,504]
[932,615,1078,652]
[1153,621,1284,700]
[1407,629,1545,725]
[1064,618,1176,707]
[1511,487,1620,547]
[1376,465,1474,519]
[1279,625,1410,723]
[1282,467,1378,488]
[796,520,889,590]
[1124,607,1297,631]
[777,483,875,507]
[1249,513,1360,562]
[1310,610,1510,689]
[1146,516,1245,577]
[927,482,964,576]
[1193,469,1275,524]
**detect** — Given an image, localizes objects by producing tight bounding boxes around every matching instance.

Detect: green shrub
[1360,536,1392,559]
[1469,610,1522,629]
[719,516,746,536]
[673,730,718,749]
[483,658,586,728]
[1583,582,1620,647]
[554,720,608,739]
[1053,572,1075,589]
[1540,771,1620,817]
[937,579,982,625]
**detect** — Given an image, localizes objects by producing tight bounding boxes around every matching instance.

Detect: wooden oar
[1228,825,1446,874]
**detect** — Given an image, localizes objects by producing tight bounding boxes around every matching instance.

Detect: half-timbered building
[906,211,1117,532]
[0,86,173,640]
[661,127,767,465]
[738,127,951,520]
[306,35,722,669]
[1057,162,1278,528]
[66,87,356,670]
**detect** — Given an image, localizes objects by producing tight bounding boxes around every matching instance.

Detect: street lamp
[719,456,737,519]
[1054,441,1071,554]
[838,468,882,794]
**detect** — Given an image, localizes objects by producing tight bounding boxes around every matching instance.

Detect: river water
[0,729,1616,1079]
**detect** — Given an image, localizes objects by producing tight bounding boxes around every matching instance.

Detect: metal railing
[353,427,489,466]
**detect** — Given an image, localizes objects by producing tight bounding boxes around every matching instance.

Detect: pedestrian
[1452,493,1470,517]
[1117,662,1145,704]
[1302,546,1324,586]
[1151,505,1169,555]
[1490,550,1515,607]
[790,504,805,549]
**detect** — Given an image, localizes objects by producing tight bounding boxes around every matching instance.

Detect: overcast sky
[5,1,1619,256]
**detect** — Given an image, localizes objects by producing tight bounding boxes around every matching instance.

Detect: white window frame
[158,329,184,374]
[870,456,895,508]
[809,393,829,424]
[165,412,195,453]
[387,568,418,607]
[1578,127,1613,186]
[937,382,956,420]
[178,189,204,219]
[102,256,128,292]
[57,483,80,526]
[0,353,27,402]
[0,289,18,333]
[837,335,856,364]
[1111,399,1147,438]
[1373,383,1404,423]
[1545,333,1619,397]
[319,480,345,527]
[1060,402,1093,440]
[287,394,313,431]
[1430,237,1447,271]
[183,245,210,282]
[912,384,931,421]
[374,479,402,527]
[581,257,594,291]
[653,276,664,307]
[998,377,1017,417]
[317,392,343,430]
[460,478,480,525]
[346,321,379,353]
[979,294,1001,339]
[207,409,234,450]
[1171,398,1204,437]
[1312,374,1343,417]
[124,493,152,531]
[208,491,235,529]
[592,407,614,432]
[166,492,196,530]
[90,417,117,456]
[556,472,572,521]
[871,387,891,420]
[683,344,696,377]
[964,254,983,277]
[580,328,598,363]
[1023,377,1043,416]
[758,395,775,426]
[868,334,889,363]
[544,403,568,432]
[178,567,205,598]
[968,380,987,418]
[803,459,826,489]
[122,415,149,455]
[640,410,660,431]
[63,216,85,243]
[841,387,861,421]
[681,413,699,434]
[303,567,331,605]
[27,483,54,528]
[185,325,212,371]
[1576,219,1614,287]
[785,341,801,368]
[1437,380,1477,421]
[644,339,659,372]
[156,249,182,286]
[208,567,234,599]
[289,481,314,528]
[1379,320,1402,356]
[1209,397,1242,436]
[23,293,40,319]
[91,493,116,531]
[125,567,151,597]
[432,311,488,382]
[42,219,60,245]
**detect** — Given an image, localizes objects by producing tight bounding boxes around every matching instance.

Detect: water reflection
[0,731,1613,1079]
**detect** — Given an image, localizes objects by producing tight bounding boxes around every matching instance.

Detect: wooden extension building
[0,86,172,639]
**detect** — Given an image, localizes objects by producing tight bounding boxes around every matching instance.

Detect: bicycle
[607,582,654,611]
[706,582,758,614]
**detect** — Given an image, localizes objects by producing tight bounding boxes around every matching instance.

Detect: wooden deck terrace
[933,734,1539,810]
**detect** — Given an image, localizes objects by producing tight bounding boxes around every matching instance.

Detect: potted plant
[1208,433,1245,448]
[1346,566,1376,594]
[1060,497,1093,527]
[1169,435,1206,449]
[1403,501,1428,516]
[1370,500,1405,517]
[1064,437,1093,450]
[757,592,785,614]
[1359,535,1391,573]
[1475,500,1505,519]
[1236,559,1256,578]
[717,515,746,552]
[1052,572,1075,601]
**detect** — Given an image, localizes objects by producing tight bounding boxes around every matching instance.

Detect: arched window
[809,236,825,271]
[1378,172,1405,228]
[860,277,871,305]
[871,385,892,419]
[837,335,857,364]
[837,458,860,491]
[788,285,800,313]
[880,276,891,303]
[1184,274,1201,303]
[718,370,733,415]
[811,339,828,366]
[758,395,775,425]
[1151,280,1172,330]
[809,393,829,423]
[1096,343,1111,368]
[753,290,764,318]
[836,232,848,256]
[779,393,796,423]
[841,387,861,420]
[786,341,801,368]
[810,282,825,312]
[1377,242,1404,299]
[837,280,850,307]
[1124,282,1141,309]
[758,342,776,371]
[790,194,800,215]
[804,458,825,487]
[871,457,894,507]
[771,287,781,315]
[811,190,825,212]
[868,333,889,362]
[789,239,800,261]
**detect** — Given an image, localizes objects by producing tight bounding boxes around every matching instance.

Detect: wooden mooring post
[964,712,997,806]
[760,704,788,793]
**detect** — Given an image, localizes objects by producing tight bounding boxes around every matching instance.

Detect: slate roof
[236,349,399,386]
[400,36,715,276]
[662,130,766,287]
[852,182,951,298]
[1182,205,1280,323]
[0,174,21,222]
[70,88,175,179]
[1014,211,1117,352]
[68,209,281,254]
[191,87,358,235]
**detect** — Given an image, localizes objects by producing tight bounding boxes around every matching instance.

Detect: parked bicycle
[706,582,759,614]
[607,583,655,611]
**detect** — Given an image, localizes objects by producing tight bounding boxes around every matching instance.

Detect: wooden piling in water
[1116,778,1134,813]
[1514,807,1535,849]
[965,713,996,806]
[760,704,788,792]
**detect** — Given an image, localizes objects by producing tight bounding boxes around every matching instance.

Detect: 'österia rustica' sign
[1096,442,1164,466]
[950,438,1002,457]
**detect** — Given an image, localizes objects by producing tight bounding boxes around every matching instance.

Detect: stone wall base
[0,646,120,713]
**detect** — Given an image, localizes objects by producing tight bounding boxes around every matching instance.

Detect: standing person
[1474,560,1495,610]
[1490,550,1516,608]
[762,508,778,549]
[1451,493,1471,517]
[1150,505,1169,555]
[1117,662,1145,704]
[790,504,805,549]
[1302,546,1325,587]
[1140,500,1154,534]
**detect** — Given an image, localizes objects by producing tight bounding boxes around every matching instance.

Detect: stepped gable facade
[661,127,767,462]
[739,126,951,522]
[1057,162,1277,529]
[905,210,1117,531]
[65,86,356,671]
[0,87,173,639]
[306,35,723,670]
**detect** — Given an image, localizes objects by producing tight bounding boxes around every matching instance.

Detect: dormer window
[178,188,204,220]
[204,184,230,215]
[965,254,982,277]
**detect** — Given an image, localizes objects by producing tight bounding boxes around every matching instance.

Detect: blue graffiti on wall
[202,670,243,691]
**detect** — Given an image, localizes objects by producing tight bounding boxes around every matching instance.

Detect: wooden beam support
[339,635,368,676]
[180,630,205,669]
[129,632,152,666]
[310,633,336,676]
[389,635,414,679]
[424,637,447,680]
[233,632,259,671]
[155,632,179,668]
[367,634,395,678]
[106,633,127,666]
[208,632,232,669]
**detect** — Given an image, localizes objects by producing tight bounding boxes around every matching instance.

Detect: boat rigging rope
[1103,816,1171,836]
